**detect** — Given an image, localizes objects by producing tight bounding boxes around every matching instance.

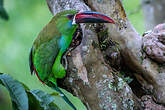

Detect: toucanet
[29,10,115,110]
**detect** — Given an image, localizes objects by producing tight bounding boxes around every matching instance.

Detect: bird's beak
[75,11,115,24]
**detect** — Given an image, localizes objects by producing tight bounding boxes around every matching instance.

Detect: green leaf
[20,82,30,91]
[26,90,43,110]
[61,88,87,110]
[30,89,60,110]
[52,93,73,110]
[0,73,28,110]
[52,88,87,110]
[0,84,12,110]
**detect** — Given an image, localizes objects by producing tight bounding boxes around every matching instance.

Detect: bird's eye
[67,14,74,20]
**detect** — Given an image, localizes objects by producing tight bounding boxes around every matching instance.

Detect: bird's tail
[52,86,76,110]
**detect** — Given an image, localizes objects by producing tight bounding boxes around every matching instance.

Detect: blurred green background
[123,0,145,34]
[0,0,53,92]
[0,0,144,92]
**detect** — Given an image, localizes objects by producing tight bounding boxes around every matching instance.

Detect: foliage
[119,71,133,84]
[0,84,12,110]
[0,73,28,110]
[0,0,9,20]
[0,73,87,110]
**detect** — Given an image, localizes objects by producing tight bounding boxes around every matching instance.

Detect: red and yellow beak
[75,11,115,24]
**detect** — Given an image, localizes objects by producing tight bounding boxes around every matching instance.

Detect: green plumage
[32,10,77,84]
[30,10,78,109]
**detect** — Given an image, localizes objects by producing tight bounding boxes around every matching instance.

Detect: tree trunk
[85,0,165,105]
[46,0,165,109]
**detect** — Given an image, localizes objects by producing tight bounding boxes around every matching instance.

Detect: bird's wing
[29,20,61,82]
[30,36,60,82]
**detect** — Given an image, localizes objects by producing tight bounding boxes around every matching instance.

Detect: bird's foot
[62,54,68,70]
[61,28,82,70]
[62,46,75,70]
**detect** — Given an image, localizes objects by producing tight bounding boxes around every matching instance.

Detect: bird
[29,10,115,110]
[0,0,9,20]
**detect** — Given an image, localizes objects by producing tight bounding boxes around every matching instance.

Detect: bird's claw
[62,54,68,70]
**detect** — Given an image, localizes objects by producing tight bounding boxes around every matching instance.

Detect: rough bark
[46,0,165,109]
[141,0,165,30]
[85,0,165,105]
[46,0,141,109]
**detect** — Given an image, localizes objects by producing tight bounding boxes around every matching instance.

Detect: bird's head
[55,10,115,35]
